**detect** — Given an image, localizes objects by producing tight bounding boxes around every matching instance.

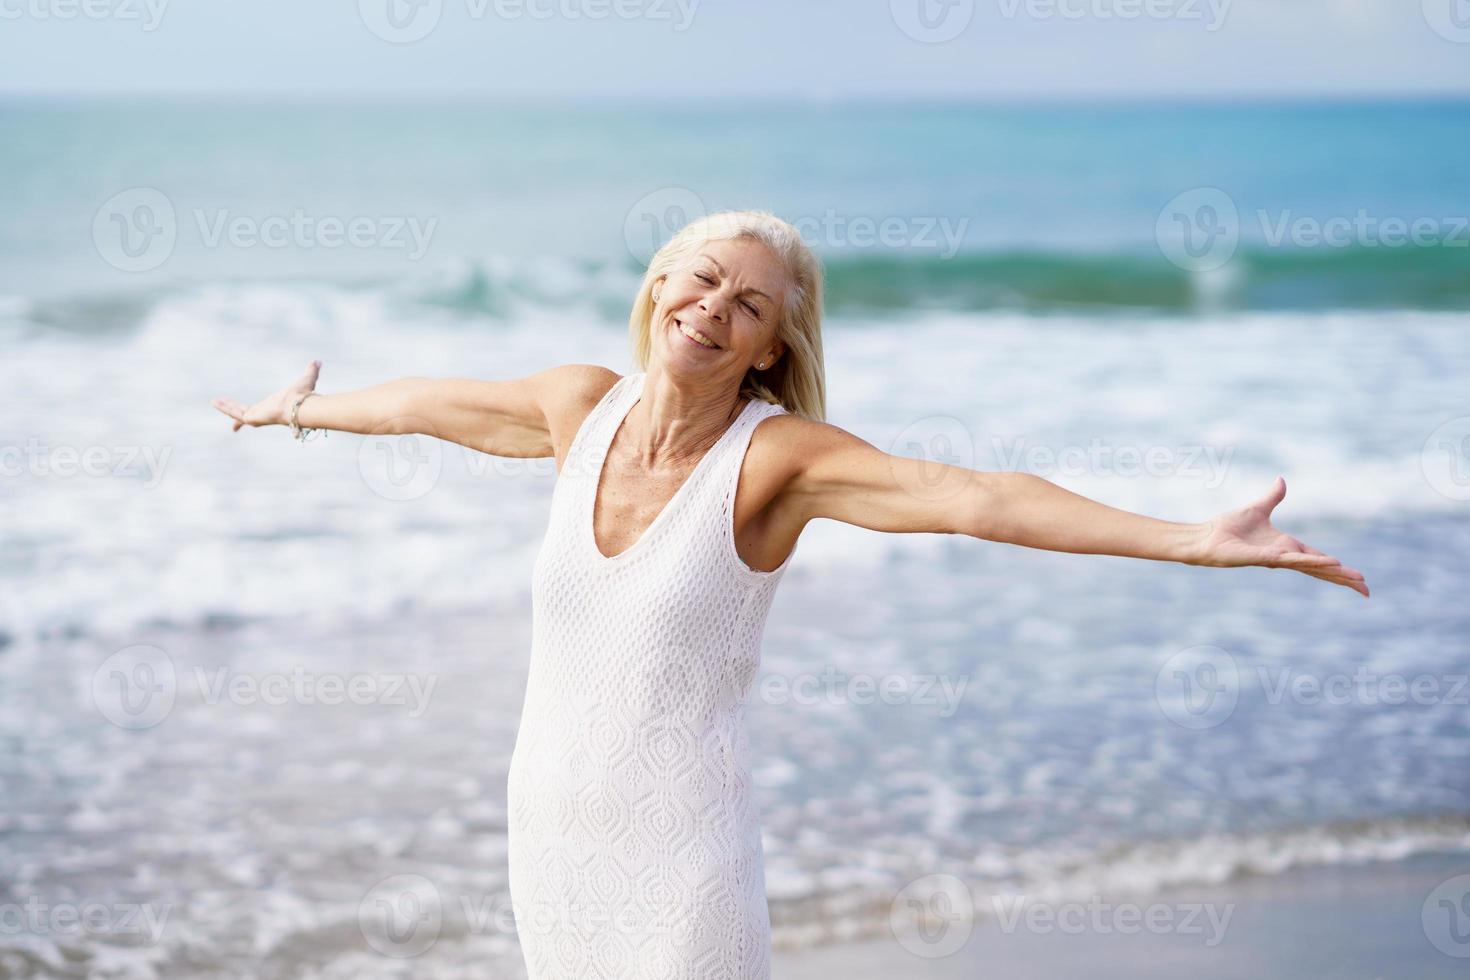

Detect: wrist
[1177,520,1212,566]
[287,391,321,440]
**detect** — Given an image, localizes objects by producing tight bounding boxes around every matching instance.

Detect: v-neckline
[587,374,755,564]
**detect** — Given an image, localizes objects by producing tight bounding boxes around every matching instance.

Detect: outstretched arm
[211,360,615,458]
[781,421,1368,598]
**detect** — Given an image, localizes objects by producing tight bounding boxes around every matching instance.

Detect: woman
[212,210,1367,978]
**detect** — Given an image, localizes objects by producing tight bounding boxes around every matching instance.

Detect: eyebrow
[697,254,775,305]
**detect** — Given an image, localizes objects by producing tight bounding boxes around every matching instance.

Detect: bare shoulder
[530,364,623,469]
[744,411,875,520]
[752,408,990,534]
[750,411,875,470]
[738,411,917,562]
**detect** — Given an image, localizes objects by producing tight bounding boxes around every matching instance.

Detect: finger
[1290,558,1368,590]
[213,398,255,433]
[1297,565,1370,598]
[301,359,322,391]
[1284,543,1368,585]
[1292,555,1365,581]
[1254,475,1287,515]
[1297,566,1353,592]
[212,397,244,421]
[1273,552,1342,568]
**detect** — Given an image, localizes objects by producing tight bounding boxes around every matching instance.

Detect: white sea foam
[4,286,1458,641]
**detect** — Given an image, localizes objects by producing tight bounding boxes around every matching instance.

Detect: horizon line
[4,89,1470,108]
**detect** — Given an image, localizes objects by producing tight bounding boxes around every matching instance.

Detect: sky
[0,0,1467,100]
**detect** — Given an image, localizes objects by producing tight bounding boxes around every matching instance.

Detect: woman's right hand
[212,360,322,432]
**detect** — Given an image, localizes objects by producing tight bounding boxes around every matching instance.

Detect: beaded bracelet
[288,392,325,442]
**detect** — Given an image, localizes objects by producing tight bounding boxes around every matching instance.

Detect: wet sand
[775,851,1470,979]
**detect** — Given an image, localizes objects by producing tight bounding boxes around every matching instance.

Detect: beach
[778,852,1470,979]
[2,100,1468,976]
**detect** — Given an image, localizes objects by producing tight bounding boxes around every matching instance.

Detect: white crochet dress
[507,371,796,979]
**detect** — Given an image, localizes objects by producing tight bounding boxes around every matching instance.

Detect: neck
[631,369,746,466]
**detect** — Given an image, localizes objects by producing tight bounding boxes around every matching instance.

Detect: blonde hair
[628,209,827,422]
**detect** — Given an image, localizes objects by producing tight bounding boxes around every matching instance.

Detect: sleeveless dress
[507,371,796,980]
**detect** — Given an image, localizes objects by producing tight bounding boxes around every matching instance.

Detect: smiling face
[651,236,788,385]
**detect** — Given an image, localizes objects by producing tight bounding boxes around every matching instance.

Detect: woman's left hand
[1194,477,1369,598]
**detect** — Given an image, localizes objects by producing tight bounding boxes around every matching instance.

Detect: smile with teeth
[676,319,720,350]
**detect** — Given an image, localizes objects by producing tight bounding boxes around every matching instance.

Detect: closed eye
[695,269,761,317]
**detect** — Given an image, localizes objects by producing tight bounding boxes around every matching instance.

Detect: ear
[652,274,667,303]
[761,334,786,370]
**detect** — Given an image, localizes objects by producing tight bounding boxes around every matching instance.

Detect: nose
[697,288,729,324]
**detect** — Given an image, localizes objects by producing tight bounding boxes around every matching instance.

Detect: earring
[757,361,765,369]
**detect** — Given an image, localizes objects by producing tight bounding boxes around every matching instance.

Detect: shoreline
[775,850,1470,979]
